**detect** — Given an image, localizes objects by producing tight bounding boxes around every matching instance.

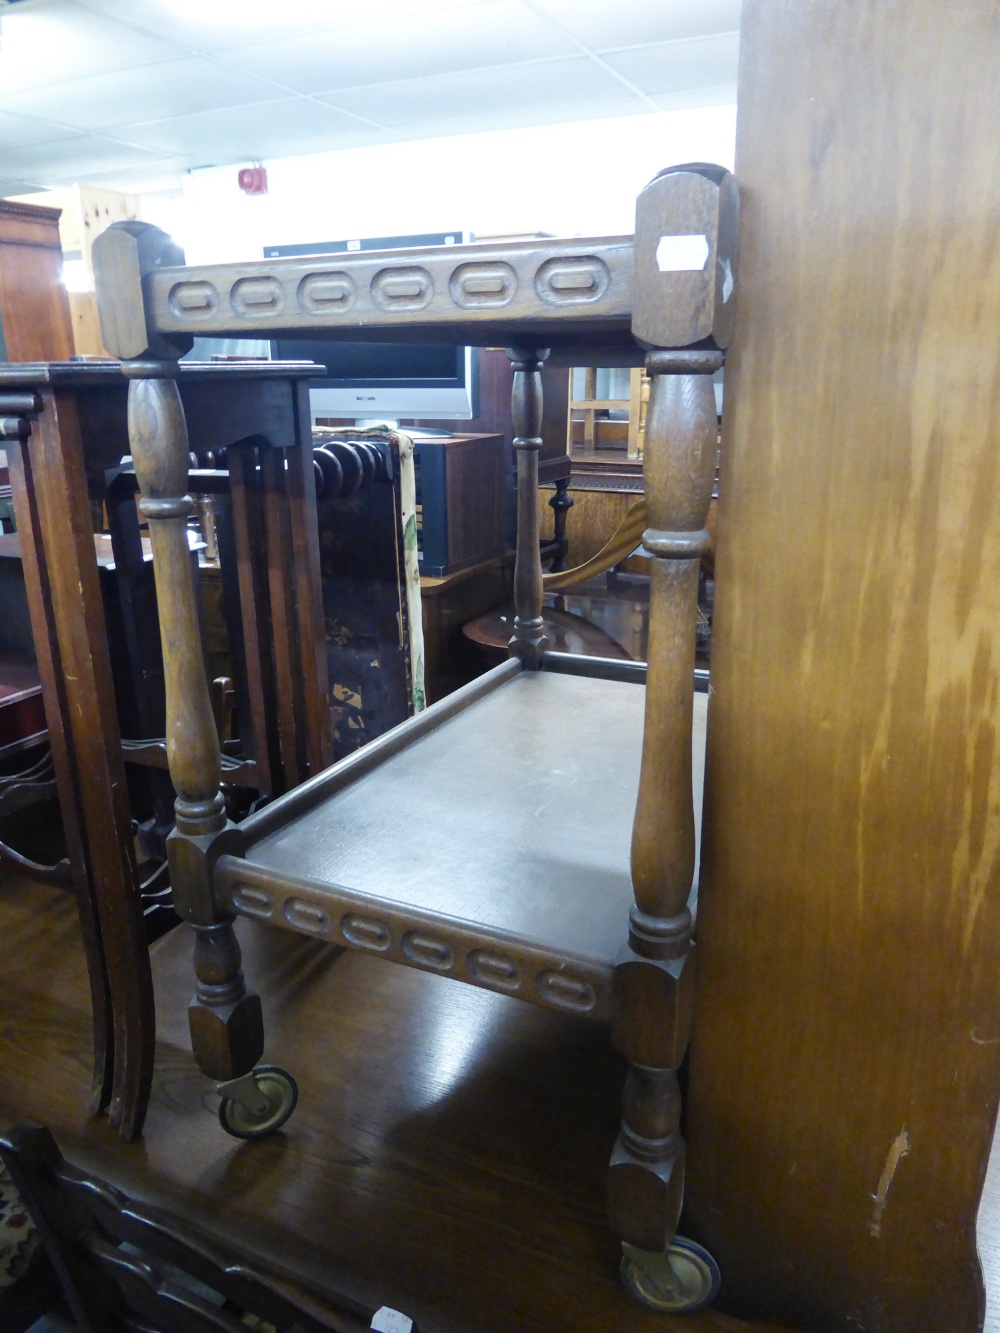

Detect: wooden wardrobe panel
[685,4,1000,1330]
[0,202,74,363]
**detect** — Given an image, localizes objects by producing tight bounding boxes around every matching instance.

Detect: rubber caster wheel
[217,1065,298,1140]
[620,1237,721,1313]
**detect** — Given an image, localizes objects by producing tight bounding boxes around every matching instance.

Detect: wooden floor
[0,871,791,1333]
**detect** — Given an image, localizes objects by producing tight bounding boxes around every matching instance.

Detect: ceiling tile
[650,85,738,113]
[0,0,742,191]
[0,1,188,94]
[600,33,739,96]
[0,177,51,198]
[215,1,577,94]
[117,99,398,167]
[0,109,82,149]
[41,159,190,194]
[526,0,741,52]
[393,95,646,142]
[322,56,643,130]
[0,57,290,131]
[0,135,174,179]
[72,0,488,54]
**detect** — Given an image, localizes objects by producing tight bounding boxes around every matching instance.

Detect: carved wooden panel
[147,237,638,346]
[221,859,610,1019]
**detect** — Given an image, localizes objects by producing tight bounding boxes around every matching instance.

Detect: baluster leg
[507,346,549,668]
[608,349,723,1311]
[547,476,574,572]
[125,359,297,1139]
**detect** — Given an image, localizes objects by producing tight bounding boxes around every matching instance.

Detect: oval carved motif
[169,280,218,319]
[284,898,330,936]
[232,884,274,919]
[298,271,356,315]
[371,266,433,312]
[341,913,391,951]
[231,276,284,318]
[536,969,596,1013]
[402,931,454,971]
[534,256,610,306]
[467,949,520,991]
[449,261,517,309]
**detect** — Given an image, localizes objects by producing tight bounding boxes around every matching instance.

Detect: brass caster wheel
[620,1237,721,1313]
[217,1065,298,1140]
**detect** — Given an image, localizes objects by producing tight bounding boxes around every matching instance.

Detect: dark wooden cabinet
[412,431,506,575]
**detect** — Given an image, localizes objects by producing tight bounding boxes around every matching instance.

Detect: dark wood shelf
[219,666,707,1021]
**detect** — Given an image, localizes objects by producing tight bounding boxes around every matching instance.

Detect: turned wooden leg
[125,361,265,1088]
[548,476,574,572]
[91,221,291,1135]
[188,921,263,1079]
[608,350,723,1309]
[508,346,550,668]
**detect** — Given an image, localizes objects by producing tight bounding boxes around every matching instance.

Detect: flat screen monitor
[263,232,477,425]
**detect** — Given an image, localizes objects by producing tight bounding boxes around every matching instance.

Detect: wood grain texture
[606,350,721,1255]
[286,384,333,773]
[684,4,1000,1329]
[0,201,74,362]
[0,872,792,1333]
[19,389,153,1139]
[5,432,114,1115]
[543,487,641,572]
[138,236,641,353]
[631,167,738,351]
[128,370,224,837]
[509,349,548,667]
[236,674,706,993]
[225,442,278,794]
[0,1118,374,1332]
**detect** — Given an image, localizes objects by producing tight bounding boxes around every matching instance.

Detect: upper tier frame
[92,164,738,364]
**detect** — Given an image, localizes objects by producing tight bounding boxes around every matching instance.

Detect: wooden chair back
[0,1120,411,1333]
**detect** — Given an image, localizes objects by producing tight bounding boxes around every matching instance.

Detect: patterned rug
[0,1162,41,1289]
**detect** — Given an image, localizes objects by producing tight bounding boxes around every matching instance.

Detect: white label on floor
[371,1307,413,1333]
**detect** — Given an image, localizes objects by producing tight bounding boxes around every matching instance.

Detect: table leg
[6,432,114,1117]
[14,389,155,1139]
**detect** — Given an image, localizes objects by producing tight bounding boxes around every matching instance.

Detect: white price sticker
[371,1307,413,1333]
[655,234,709,272]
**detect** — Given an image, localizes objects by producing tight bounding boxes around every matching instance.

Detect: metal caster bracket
[216,1071,272,1117]
[621,1237,721,1313]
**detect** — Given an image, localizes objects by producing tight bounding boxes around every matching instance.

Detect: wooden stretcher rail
[542,650,648,684]
[137,235,639,350]
[215,855,616,1021]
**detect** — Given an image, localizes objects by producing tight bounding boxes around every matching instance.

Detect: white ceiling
[0,0,739,199]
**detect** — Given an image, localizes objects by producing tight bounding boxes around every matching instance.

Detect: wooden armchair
[92,163,737,1314]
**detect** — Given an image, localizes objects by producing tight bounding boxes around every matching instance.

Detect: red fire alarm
[237,165,268,195]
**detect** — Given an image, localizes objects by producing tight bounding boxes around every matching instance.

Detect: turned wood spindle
[126,364,225,841]
[630,349,721,939]
[508,346,549,668]
[547,477,574,573]
[126,360,263,1081]
[608,348,722,1254]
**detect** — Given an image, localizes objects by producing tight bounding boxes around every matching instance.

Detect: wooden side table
[0,359,326,1139]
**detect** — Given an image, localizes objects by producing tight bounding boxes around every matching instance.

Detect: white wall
[140,104,736,261]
